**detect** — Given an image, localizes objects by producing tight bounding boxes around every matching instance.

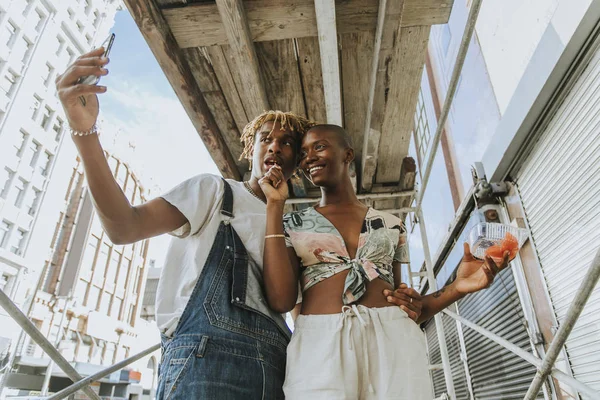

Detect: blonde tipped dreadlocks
[240,110,315,166]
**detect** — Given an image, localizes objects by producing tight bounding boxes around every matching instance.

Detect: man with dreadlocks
[56,48,314,399]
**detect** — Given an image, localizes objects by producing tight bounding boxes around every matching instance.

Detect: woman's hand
[55,47,109,132]
[453,243,510,295]
[259,165,289,204]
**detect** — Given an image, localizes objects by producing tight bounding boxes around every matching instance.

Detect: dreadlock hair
[239,110,315,166]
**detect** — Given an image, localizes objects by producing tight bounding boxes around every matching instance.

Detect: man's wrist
[266,200,286,211]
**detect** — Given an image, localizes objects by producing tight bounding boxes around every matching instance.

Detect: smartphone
[79,33,115,86]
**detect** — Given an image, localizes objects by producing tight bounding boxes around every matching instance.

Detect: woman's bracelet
[70,124,99,137]
[265,234,286,239]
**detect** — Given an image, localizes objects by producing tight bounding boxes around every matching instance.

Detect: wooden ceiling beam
[314,0,342,126]
[360,0,401,191]
[122,0,240,180]
[375,25,430,183]
[164,0,453,48]
[215,0,269,117]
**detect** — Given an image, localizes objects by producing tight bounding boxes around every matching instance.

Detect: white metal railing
[0,0,598,398]
[0,287,159,399]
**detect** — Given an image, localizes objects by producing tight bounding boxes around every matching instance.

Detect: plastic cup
[467,222,529,261]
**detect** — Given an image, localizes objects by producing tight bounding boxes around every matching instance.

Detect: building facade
[414,1,600,399]
[4,153,159,398]
[0,0,120,378]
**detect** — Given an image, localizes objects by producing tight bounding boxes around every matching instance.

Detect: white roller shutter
[517,45,600,396]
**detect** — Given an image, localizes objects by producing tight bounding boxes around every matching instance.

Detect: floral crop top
[282,207,408,305]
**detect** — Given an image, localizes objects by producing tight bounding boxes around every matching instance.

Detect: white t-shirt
[157,174,267,335]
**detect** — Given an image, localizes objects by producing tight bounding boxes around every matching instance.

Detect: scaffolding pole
[418,208,456,399]
[0,289,101,400]
[416,0,483,210]
[48,343,161,400]
[442,308,600,399]
[524,247,600,399]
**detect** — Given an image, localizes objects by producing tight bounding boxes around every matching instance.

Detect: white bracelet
[70,124,99,137]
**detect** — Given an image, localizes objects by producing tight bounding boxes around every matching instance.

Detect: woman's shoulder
[283,207,314,229]
[368,208,407,234]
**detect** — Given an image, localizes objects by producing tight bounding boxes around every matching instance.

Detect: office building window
[1,169,14,198]
[5,21,17,47]
[0,221,11,248]
[10,228,27,255]
[0,273,10,292]
[41,105,53,129]
[34,9,45,32]
[53,118,64,141]
[55,35,65,56]
[38,151,51,176]
[31,95,42,120]
[43,63,54,86]
[0,70,18,97]
[14,131,27,155]
[8,178,26,207]
[24,140,40,167]
[25,187,41,216]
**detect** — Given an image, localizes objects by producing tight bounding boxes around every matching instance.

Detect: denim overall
[156,180,290,399]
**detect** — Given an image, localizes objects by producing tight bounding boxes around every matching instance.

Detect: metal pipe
[41,297,71,395]
[418,208,456,399]
[0,289,101,400]
[443,309,600,399]
[524,247,600,400]
[48,343,160,400]
[286,190,415,204]
[416,0,483,209]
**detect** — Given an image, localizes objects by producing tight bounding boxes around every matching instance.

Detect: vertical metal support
[418,208,456,399]
[450,303,475,399]
[524,247,600,399]
[41,297,71,395]
[0,289,101,400]
[416,0,483,209]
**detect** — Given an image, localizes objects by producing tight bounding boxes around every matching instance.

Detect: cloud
[97,79,220,195]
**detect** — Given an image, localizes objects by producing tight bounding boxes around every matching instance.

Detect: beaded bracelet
[70,124,99,137]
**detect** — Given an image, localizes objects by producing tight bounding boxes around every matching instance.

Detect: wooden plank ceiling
[123,0,453,217]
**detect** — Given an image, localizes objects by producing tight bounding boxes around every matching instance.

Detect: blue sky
[97,9,220,195]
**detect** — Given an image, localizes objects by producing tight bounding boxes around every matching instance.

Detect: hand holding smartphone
[78,33,114,106]
[79,33,115,86]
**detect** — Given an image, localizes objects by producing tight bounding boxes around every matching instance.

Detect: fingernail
[383,290,389,295]
[99,86,107,91]
[387,296,393,301]
[399,283,407,288]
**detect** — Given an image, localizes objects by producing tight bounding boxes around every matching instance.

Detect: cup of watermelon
[467,222,529,263]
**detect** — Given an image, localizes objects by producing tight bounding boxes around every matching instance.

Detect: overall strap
[220,178,234,218]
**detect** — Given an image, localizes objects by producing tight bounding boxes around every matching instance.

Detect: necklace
[244,181,266,204]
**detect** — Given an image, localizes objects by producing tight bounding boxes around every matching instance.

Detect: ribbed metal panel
[458,267,540,399]
[424,312,471,399]
[517,46,600,398]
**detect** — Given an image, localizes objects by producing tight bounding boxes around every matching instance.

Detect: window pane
[1,169,14,198]
[38,151,51,176]
[117,257,130,289]
[13,131,27,155]
[99,292,111,315]
[106,250,120,285]
[87,285,100,309]
[111,297,122,319]
[0,221,12,248]
[24,141,40,167]
[53,118,63,141]
[74,280,88,305]
[10,229,27,255]
[81,237,99,277]
[0,71,17,96]
[94,243,110,282]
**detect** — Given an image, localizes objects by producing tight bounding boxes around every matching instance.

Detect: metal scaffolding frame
[0,0,599,398]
